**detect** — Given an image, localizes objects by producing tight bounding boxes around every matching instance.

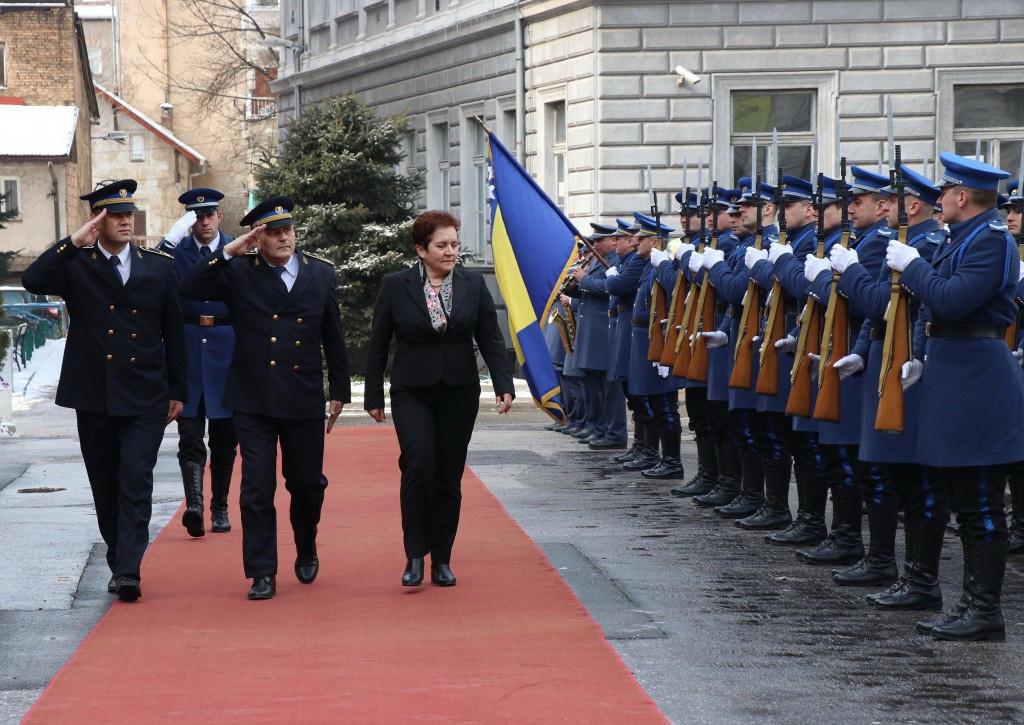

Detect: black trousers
[176,396,237,469]
[76,411,166,578]
[391,383,480,562]
[931,466,1008,545]
[234,412,327,577]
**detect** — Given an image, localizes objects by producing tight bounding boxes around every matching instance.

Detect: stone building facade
[273,0,1024,267]
[0,1,98,275]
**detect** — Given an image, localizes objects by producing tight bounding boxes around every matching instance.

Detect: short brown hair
[412,210,460,249]
[968,188,998,208]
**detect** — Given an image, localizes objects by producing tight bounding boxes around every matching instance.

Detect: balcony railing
[246,97,276,120]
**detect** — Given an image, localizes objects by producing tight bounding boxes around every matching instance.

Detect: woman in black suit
[365,210,515,587]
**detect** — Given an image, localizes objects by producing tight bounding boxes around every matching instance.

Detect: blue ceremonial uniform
[900,209,1024,467]
[709,231,760,410]
[580,250,644,380]
[629,263,676,396]
[705,232,738,402]
[750,223,800,415]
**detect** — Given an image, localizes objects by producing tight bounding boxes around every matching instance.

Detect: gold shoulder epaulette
[141,246,173,259]
[302,250,335,266]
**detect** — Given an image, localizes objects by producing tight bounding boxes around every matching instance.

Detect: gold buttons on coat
[107,329,114,336]
[109,305,116,311]
[270,337,277,343]
[106,354,113,361]
[296,318,303,324]
[201,338,207,343]
[293,364,299,371]
[294,340,301,347]
[132,309,138,315]
[130,333,137,339]
[270,360,277,367]
[129,357,136,364]
[272,314,279,320]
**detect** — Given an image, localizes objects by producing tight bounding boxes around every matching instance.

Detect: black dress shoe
[621,449,659,471]
[107,575,117,594]
[612,445,640,464]
[431,562,457,587]
[248,576,276,600]
[403,558,424,586]
[115,576,142,602]
[796,533,864,565]
[831,557,898,586]
[715,494,763,519]
[641,458,685,479]
[693,485,738,508]
[670,475,715,498]
[295,556,319,584]
[210,509,231,533]
[766,515,827,546]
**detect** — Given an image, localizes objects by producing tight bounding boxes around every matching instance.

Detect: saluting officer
[886,152,1024,641]
[22,179,187,602]
[180,197,351,601]
[158,189,238,536]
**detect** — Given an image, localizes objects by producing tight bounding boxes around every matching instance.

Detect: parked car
[1,286,67,332]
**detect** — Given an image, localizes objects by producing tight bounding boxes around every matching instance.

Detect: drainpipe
[514,8,525,164]
[188,159,207,190]
[47,161,60,241]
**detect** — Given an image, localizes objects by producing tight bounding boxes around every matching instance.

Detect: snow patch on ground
[12,337,65,411]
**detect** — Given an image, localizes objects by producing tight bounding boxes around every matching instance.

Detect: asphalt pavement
[2,390,1023,724]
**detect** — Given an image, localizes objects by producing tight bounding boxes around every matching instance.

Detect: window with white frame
[88,48,103,75]
[731,90,816,183]
[129,132,145,162]
[0,178,20,219]
[952,84,1024,186]
[545,101,567,209]
[427,120,450,210]
[459,117,489,258]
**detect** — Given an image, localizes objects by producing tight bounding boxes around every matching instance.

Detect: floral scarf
[421,263,453,333]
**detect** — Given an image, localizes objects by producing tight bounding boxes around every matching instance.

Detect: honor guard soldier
[625,213,684,478]
[1001,182,1024,555]
[22,179,187,602]
[829,165,945,602]
[157,188,238,536]
[886,152,1024,641]
[567,225,621,447]
[180,197,351,601]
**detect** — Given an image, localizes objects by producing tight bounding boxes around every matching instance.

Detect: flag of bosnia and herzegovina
[486,130,579,422]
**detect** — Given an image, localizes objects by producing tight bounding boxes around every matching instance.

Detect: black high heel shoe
[431,562,456,587]
[402,558,424,586]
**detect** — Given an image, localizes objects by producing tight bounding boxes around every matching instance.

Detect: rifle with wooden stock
[671,186,705,377]
[785,173,827,417]
[687,182,720,382]
[646,166,667,361]
[660,185,691,366]
[728,173,764,390]
[755,169,788,395]
[875,145,912,432]
[813,158,851,422]
[1005,148,1024,350]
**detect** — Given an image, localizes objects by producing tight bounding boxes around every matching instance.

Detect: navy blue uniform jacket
[22,238,187,417]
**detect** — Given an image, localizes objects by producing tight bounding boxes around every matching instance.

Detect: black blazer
[364,266,514,410]
[179,249,351,420]
[21,238,187,417]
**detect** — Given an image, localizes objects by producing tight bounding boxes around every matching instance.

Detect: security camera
[160,102,174,112]
[674,65,702,86]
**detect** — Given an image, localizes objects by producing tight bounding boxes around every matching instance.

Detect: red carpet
[24,427,664,723]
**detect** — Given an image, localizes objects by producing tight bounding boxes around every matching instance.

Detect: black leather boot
[916,534,969,631]
[643,427,685,479]
[209,463,232,533]
[798,485,864,564]
[613,421,644,463]
[770,470,826,545]
[179,461,205,538]
[1007,471,1024,554]
[930,540,1006,642]
[623,421,660,471]
[402,558,424,586]
[833,499,898,586]
[294,524,319,584]
[693,465,740,508]
[875,514,943,611]
[431,562,457,587]
[737,460,790,528]
[715,442,759,518]
[670,432,717,496]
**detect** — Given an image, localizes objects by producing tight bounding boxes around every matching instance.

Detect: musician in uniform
[828,165,945,602]
[157,188,238,536]
[885,152,1024,641]
[179,197,351,601]
[22,179,187,602]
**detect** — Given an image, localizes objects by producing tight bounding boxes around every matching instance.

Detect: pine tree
[255,95,421,359]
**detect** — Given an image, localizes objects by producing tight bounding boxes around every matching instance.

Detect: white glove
[703,247,725,269]
[688,252,704,274]
[900,359,923,391]
[744,247,768,270]
[1013,349,1023,367]
[751,335,761,346]
[768,241,791,264]
[775,335,796,353]
[675,242,695,260]
[804,255,831,283]
[830,246,860,274]
[1018,265,1024,283]
[834,353,865,380]
[649,248,669,267]
[162,211,197,247]
[702,331,728,348]
[886,240,921,272]
[657,365,670,378]
[606,266,619,278]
